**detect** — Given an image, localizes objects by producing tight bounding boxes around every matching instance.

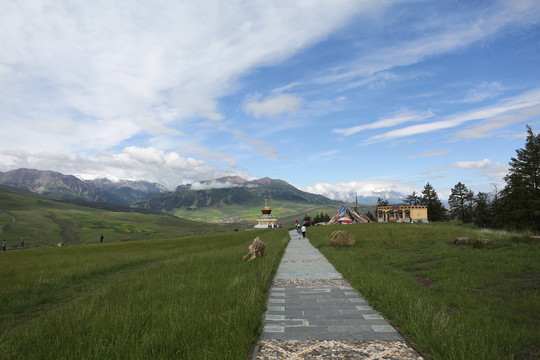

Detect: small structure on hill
[376,205,428,223]
[254,196,278,229]
[327,204,371,225]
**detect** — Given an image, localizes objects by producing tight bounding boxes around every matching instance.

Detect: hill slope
[0,185,240,248]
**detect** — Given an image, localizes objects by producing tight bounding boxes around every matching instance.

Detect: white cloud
[368,88,540,142]
[300,179,417,202]
[0,146,244,190]
[452,158,508,181]
[243,93,303,118]
[333,109,433,136]
[408,150,449,159]
[315,1,540,89]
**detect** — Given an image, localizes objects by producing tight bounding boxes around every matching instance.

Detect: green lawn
[308,222,540,360]
[0,229,289,359]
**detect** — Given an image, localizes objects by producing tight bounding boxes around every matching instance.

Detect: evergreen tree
[473,192,490,228]
[449,182,474,222]
[501,125,540,232]
[377,197,389,206]
[403,191,421,205]
[421,182,447,222]
[366,210,375,221]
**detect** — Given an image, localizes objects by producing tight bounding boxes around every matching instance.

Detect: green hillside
[134,177,342,224]
[0,185,241,248]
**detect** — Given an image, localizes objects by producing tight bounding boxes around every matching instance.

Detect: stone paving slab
[252,230,424,358]
[259,231,403,341]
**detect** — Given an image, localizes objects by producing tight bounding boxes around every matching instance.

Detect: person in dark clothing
[100,234,104,243]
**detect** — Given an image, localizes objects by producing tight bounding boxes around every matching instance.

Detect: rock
[477,238,490,245]
[531,236,540,243]
[455,237,469,245]
[330,231,355,247]
[243,236,265,261]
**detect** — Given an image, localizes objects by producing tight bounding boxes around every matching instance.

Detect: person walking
[2,240,6,252]
[100,234,104,243]
[296,224,302,239]
[301,225,306,239]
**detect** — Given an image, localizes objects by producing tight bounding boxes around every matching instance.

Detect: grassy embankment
[308,222,539,360]
[0,228,289,359]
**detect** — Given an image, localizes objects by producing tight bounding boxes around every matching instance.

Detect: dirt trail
[0,212,16,234]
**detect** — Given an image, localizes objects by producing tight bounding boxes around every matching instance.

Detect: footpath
[251,230,424,359]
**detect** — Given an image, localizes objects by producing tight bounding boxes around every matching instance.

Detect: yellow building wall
[376,206,428,222]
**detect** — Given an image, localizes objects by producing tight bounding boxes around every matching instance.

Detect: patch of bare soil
[415,275,436,287]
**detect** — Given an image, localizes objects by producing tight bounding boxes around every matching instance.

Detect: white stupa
[254,196,277,229]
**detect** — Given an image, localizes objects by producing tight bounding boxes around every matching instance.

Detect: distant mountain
[133,177,341,212]
[0,169,164,205]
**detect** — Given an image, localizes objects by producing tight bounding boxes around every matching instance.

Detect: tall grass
[0,229,289,359]
[308,222,539,360]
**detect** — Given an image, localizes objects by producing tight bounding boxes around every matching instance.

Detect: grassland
[0,228,289,359]
[308,222,540,360]
[0,185,242,248]
[173,200,341,226]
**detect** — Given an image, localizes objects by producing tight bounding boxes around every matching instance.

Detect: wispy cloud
[462,81,504,103]
[408,150,449,159]
[315,1,540,89]
[243,93,303,118]
[368,88,540,142]
[333,109,434,136]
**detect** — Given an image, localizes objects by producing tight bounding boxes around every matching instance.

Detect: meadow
[0,229,289,359]
[308,222,540,360]
[0,185,241,248]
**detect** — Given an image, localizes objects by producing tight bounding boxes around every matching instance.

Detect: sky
[1,0,540,202]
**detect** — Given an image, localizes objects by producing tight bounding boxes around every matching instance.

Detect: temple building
[254,196,278,229]
[376,205,428,223]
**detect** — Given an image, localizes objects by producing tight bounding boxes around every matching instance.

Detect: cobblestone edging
[256,340,424,359]
[273,279,348,287]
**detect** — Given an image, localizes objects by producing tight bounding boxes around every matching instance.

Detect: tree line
[385,125,539,233]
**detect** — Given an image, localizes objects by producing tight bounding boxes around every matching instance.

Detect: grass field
[173,201,344,226]
[0,228,289,359]
[0,185,243,248]
[308,222,540,360]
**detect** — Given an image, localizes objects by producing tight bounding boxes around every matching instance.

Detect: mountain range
[0,168,165,206]
[0,169,344,213]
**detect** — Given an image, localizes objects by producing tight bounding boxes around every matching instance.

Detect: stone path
[251,230,424,359]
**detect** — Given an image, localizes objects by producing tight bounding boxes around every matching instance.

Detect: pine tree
[501,125,540,232]
[421,182,446,222]
[473,192,490,228]
[449,182,474,222]
[403,191,421,205]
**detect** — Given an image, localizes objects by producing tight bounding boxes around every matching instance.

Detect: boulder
[477,238,490,245]
[455,237,469,245]
[330,230,355,247]
[531,236,540,243]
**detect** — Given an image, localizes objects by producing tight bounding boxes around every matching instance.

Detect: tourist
[296,224,302,239]
[2,240,6,252]
[301,225,306,238]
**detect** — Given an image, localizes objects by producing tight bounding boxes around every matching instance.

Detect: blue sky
[1,0,539,201]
